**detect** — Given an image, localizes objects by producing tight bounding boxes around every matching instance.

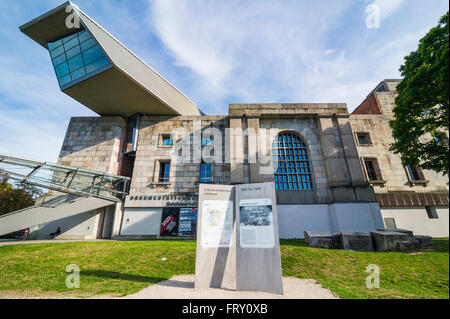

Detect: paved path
[121,275,339,299]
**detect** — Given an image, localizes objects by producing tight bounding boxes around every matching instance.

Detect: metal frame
[0,154,129,202]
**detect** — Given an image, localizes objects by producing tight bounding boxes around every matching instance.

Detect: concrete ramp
[0,193,114,236]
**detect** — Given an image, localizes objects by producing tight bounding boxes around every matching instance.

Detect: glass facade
[272,132,313,190]
[47,29,111,88]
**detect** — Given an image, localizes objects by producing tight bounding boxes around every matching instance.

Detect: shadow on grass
[80,270,166,284]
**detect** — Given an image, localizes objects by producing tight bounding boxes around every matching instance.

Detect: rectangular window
[425,206,439,219]
[158,162,170,182]
[407,165,423,181]
[200,163,212,183]
[356,132,371,145]
[364,159,381,181]
[162,135,173,146]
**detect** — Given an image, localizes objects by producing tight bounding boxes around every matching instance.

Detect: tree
[390,12,449,175]
[0,173,43,216]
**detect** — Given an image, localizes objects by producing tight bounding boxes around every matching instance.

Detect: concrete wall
[278,202,384,238]
[381,206,449,238]
[29,209,101,240]
[120,208,163,236]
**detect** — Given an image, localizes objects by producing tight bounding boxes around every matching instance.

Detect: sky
[0,0,448,163]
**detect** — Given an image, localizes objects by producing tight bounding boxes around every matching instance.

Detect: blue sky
[0,0,448,163]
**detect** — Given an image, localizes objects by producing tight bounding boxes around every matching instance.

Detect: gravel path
[121,275,339,299]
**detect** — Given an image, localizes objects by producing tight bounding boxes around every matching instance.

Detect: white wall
[120,208,163,236]
[381,206,449,238]
[277,202,384,238]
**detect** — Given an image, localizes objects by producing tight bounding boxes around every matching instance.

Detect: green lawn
[0,239,448,299]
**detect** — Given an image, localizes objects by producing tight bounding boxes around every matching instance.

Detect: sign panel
[201,200,233,247]
[160,207,179,236]
[239,198,274,248]
[195,184,236,289]
[178,208,197,237]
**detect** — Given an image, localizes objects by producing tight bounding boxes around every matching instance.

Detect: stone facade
[129,115,230,195]
[58,117,126,175]
[350,79,449,237]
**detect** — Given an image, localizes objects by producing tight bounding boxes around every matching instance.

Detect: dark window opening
[407,165,423,181]
[364,159,380,181]
[159,162,170,182]
[425,206,439,219]
[357,132,371,145]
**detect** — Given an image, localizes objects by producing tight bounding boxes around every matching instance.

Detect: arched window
[272,132,313,190]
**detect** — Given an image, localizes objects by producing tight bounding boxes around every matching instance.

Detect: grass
[0,239,448,299]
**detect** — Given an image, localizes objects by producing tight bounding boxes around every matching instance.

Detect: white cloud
[373,0,405,20]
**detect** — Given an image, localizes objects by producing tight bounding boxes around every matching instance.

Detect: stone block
[414,235,433,247]
[340,232,374,252]
[377,228,414,237]
[396,237,422,251]
[304,231,333,248]
[370,231,409,252]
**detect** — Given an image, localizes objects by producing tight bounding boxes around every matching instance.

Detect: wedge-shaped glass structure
[48,29,112,88]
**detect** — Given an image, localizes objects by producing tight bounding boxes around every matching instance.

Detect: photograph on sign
[239,198,274,248]
[201,200,233,247]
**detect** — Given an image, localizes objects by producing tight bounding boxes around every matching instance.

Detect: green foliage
[390,12,449,175]
[0,173,43,216]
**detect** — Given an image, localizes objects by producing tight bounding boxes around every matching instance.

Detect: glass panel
[66,45,81,59]
[67,54,84,72]
[63,33,78,43]
[55,62,70,78]
[85,56,110,74]
[50,45,65,59]
[52,53,67,66]
[48,39,63,51]
[70,67,86,81]
[80,37,96,51]
[78,30,90,43]
[58,74,72,86]
[82,45,105,65]
[64,37,79,51]
[47,29,111,88]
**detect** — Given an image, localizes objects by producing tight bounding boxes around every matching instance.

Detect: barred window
[272,132,313,190]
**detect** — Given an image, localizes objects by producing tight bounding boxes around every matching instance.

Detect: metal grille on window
[272,132,312,190]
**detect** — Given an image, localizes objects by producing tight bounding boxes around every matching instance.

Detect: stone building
[1,2,447,240]
[350,80,449,237]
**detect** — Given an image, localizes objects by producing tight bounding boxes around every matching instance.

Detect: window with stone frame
[355,132,372,146]
[272,132,313,191]
[158,161,171,182]
[363,158,383,181]
[406,165,425,181]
